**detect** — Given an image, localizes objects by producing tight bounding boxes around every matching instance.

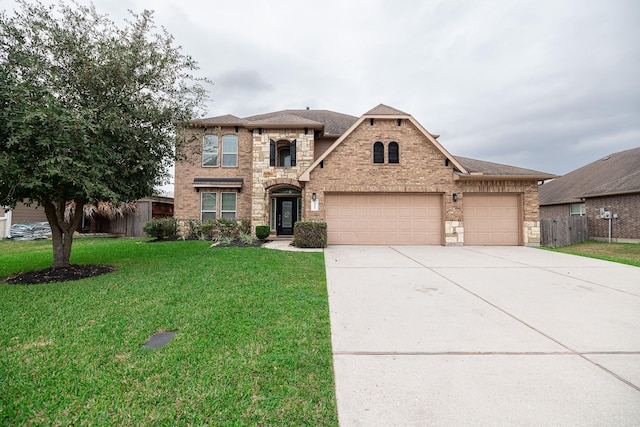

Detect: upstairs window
[279,147,291,167]
[203,135,218,167]
[222,135,238,167]
[388,142,399,163]
[270,139,297,167]
[373,142,384,163]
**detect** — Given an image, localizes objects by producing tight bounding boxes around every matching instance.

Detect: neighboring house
[3,196,173,238]
[540,147,640,242]
[175,104,556,246]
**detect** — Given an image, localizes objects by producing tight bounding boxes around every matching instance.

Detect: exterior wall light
[452,193,458,202]
[312,192,317,201]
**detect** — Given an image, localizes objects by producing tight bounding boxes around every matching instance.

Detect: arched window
[373,141,384,163]
[388,141,399,163]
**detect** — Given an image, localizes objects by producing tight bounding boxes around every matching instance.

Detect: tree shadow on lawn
[4,264,116,285]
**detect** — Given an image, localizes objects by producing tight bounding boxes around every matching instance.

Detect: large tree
[0,1,207,267]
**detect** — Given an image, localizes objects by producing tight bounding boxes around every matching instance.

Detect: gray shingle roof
[193,109,358,136]
[244,109,358,135]
[539,147,640,205]
[365,104,409,115]
[455,156,557,178]
[193,114,249,126]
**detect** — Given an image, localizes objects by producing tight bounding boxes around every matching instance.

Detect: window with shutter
[290,139,297,166]
[269,139,276,166]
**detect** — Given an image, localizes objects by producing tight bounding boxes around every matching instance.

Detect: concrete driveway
[325,245,640,426]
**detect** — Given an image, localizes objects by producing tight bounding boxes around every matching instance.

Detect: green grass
[544,240,640,267]
[0,238,338,426]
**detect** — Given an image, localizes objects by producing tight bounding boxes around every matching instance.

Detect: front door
[276,197,297,235]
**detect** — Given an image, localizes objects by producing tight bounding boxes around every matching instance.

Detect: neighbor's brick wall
[174,126,253,221]
[586,194,640,241]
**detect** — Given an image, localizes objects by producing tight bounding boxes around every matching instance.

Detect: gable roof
[300,104,468,181]
[365,104,409,115]
[539,147,640,205]
[455,156,557,180]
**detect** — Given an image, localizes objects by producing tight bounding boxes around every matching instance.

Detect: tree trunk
[44,200,84,268]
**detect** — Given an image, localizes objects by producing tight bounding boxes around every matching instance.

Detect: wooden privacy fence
[541,216,588,247]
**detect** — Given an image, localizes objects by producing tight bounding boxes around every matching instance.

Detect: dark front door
[276,197,297,235]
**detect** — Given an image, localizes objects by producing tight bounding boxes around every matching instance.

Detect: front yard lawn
[545,240,640,267]
[0,238,338,425]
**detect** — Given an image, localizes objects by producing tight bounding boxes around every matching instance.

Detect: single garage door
[464,194,520,245]
[325,193,443,245]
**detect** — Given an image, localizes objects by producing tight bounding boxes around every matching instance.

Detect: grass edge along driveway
[0,238,338,426]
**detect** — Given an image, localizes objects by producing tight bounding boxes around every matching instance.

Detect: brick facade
[174,126,253,221]
[174,106,548,245]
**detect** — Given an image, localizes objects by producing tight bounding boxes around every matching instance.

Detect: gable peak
[365,104,409,116]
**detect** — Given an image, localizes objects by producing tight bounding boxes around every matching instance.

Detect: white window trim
[201,192,217,221]
[220,192,237,219]
[221,135,238,168]
[203,135,219,168]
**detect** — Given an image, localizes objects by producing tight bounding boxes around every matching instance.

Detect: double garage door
[324,192,521,245]
[325,193,443,245]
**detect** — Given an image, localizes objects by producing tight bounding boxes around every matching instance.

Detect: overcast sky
[4,0,639,178]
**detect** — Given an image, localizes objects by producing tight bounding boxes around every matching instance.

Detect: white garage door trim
[325,193,443,245]
[464,193,521,246]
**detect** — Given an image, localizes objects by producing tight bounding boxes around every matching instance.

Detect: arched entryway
[269,187,302,236]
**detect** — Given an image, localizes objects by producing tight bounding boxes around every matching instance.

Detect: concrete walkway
[325,245,640,426]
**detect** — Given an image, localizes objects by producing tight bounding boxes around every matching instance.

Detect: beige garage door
[464,194,520,245]
[325,193,443,245]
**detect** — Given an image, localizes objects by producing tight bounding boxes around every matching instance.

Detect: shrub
[239,232,255,245]
[293,222,327,248]
[239,218,251,235]
[143,218,178,240]
[185,219,202,239]
[255,225,270,240]
[198,218,252,240]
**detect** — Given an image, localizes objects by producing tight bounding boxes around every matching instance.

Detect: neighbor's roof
[539,147,640,205]
[455,156,558,180]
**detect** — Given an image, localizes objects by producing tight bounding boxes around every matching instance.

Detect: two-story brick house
[174,104,556,245]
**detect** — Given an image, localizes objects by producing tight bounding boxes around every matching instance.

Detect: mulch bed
[5,264,116,285]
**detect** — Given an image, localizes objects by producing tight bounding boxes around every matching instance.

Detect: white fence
[0,208,12,239]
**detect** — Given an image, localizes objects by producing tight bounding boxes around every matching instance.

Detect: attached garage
[464,194,521,245]
[325,193,443,245]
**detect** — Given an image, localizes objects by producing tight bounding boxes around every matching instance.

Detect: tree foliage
[0,0,208,267]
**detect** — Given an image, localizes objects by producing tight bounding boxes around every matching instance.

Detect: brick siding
[586,194,640,240]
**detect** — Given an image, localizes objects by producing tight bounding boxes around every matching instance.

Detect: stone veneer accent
[250,130,314,230]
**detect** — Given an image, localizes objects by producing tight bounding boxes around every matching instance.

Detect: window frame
[202,135,219,167]
[221,192,237,219]
[201,192,217,221]
[373,141,384,164]
[570,203,586,216]
[388,141,399,164]
[221,135,238,167]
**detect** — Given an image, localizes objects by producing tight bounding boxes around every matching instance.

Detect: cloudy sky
[4,0,639,179]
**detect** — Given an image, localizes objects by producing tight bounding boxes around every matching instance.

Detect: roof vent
[601,156,611,161]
